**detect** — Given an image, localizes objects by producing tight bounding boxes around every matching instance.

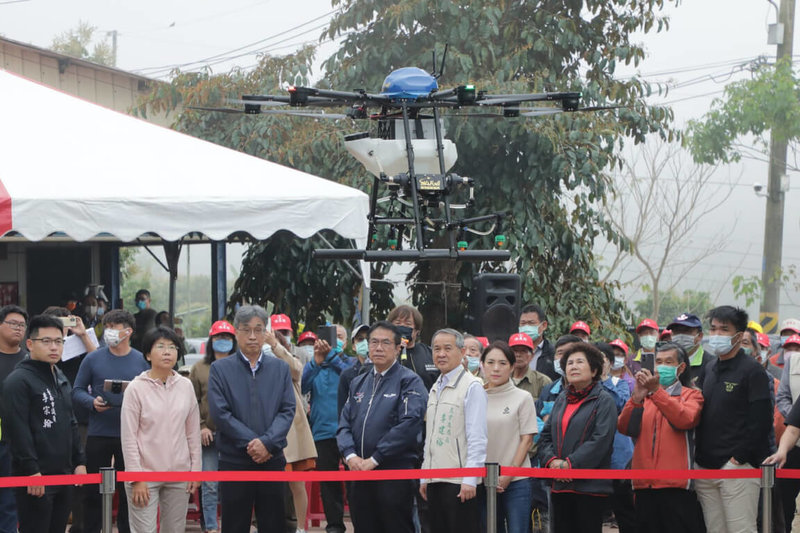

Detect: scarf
[566,381,595,404]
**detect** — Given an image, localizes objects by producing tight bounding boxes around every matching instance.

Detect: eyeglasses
[30,338,64,347]
[3,320,26,330]
[368,339,395,347]
[154,344,179,352]
[238,328,266,337]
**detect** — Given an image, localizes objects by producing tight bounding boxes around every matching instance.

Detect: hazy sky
[2,0,798,322]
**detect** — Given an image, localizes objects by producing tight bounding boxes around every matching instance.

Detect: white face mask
[297,345,314,360]
[86,305,97,316]
[103,328,129,347]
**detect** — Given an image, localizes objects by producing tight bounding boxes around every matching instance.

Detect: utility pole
[760,0,795,333]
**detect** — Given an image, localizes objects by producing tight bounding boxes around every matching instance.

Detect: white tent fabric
[0,69,369,244]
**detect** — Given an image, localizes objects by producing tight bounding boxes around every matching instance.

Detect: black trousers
[778,446,800,533]
[610,479,638,533]
[551,492,606,533]
[219,457,286,533]
[314,438,345,533]
[426,482,479,533]
[15,485,72,533]
[633,488,705,533]
[349,479,415,533]
[83,436,129,533]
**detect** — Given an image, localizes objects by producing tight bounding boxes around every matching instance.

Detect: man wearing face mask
[337,325,372,415]
[769,318,800,374]
[628,319,659,374]
[693,306,772,533]
[387,305,438,391]
[666,313,712,384]
[295,331,317,366]
[509,333,552,403]
[72,309,149,533]
[518,304,557,380]
[131,289,156,352]
[617,342,705,532]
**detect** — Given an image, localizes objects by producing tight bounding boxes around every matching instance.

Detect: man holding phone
[72,309,148,533]
[302,328,349,533]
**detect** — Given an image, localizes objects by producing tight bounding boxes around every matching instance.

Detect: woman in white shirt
[480,341,538,533]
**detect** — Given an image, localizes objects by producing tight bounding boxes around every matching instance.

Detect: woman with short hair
[121,326,202,533]
[537,342,617,533]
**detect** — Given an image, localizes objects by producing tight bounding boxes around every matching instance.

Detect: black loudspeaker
[466,273,521,342]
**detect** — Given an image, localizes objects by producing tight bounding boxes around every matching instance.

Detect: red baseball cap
[756,333,771,348]
[784,335,800,348]
[781,319,800,335]
[636,319,658,333]
[610,338,629,356]
[270,314,292,331]
[298,331,317,344]
[570,321,591,335]
[476,336,490,348]
[209,320,235,337]
[659,329,672,340]
[508,333,534,349]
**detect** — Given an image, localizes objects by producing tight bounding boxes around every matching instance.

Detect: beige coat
[189,360,216,432]
[274,344,317,463]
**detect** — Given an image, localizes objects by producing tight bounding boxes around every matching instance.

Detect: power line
[133,9,340,75]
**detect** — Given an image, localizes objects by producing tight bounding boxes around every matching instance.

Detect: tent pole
[163,240,182,327]
[211,242,227,320]
[110,246,121,309]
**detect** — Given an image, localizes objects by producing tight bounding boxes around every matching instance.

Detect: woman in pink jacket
[121,326,202,533]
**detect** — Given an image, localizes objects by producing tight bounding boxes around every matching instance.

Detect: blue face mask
[519,325,540,340]
[136,300,147,311]
[553,359,564,376]
[466,356,480,372]
[96,307,105,317]
[706,334,735,357]
[336,339,344,352]
[355,339,369,357]
[742,346,753,357]
[212,338,233,353]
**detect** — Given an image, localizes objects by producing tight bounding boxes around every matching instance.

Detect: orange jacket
[617,384,704,490]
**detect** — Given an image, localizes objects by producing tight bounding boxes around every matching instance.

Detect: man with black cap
[667,313,712,383]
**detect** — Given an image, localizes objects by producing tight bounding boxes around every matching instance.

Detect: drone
[194,49,617,262]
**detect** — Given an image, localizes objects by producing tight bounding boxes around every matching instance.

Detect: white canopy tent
[0,69,369,318]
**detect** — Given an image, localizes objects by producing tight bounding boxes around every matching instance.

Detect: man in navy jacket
[337,321,428,533]
[208,305,295,533]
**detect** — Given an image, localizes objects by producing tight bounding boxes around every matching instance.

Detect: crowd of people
[1,296,800,533]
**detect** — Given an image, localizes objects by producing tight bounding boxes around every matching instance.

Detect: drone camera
[347,105,368,120]
[562,95,581,112]
[456,85,477,106]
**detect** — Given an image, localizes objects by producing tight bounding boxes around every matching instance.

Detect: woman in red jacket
[617,342,705,533]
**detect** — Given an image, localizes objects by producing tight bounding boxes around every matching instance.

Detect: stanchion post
[761,463,775,533]
[485,462,499,533]
[99,467,116,533]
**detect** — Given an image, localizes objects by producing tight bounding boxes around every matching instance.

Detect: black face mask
[396,326,413,343]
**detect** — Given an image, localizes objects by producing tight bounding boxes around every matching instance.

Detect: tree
[634,287,713,326]
[50,21,114,66]
[141,0,678,338]
[599,139,735,320]
[321,0,677,339]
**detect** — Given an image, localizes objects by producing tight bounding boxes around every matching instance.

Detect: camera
[753,183,764,193]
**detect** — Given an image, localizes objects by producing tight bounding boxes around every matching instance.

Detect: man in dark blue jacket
[208,305,295,533]
[337,321,428,533]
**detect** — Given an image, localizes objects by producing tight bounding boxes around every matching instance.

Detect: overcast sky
[2,0,798,323]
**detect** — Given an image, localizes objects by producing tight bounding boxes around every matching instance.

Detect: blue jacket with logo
[337,361,428,469]
[302,350,351,441]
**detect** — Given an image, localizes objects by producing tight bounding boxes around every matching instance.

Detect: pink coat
[121,370,202,472]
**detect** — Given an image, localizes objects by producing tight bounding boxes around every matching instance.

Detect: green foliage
[139,0,677,335]
[50,20,114,66]
[687,58,800,164]
[323,0,676,339]
[733,265,800,307]
[634,287,713,326]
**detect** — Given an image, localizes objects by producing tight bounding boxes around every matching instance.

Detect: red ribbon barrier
[502,467,761,480]
[0,474,100,487]
[117,468,485,483]
[2,466,797,487]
